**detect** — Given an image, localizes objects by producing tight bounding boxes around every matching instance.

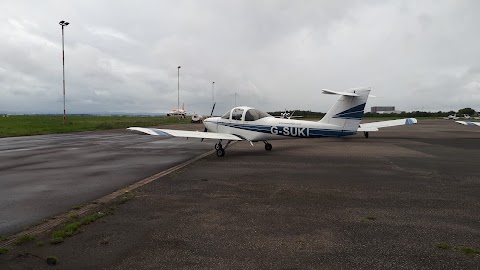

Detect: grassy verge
[437,243,480,256]
[14,235,36,245]
[50,211,110,245]
[49,193,133,244]
[0,115,191,138]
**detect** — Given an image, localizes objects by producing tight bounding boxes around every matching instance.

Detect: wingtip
[127,127,161,136]
[405,118,418,125]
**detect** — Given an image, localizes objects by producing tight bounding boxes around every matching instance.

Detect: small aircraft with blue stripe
[128,87,417,157]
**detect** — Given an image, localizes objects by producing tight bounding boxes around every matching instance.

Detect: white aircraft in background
[456,121,480,126]
[191,114,203,123]
[167,103,187,118]
[128,87,417,157]
[444,114,459,120]
[273,110,303,119]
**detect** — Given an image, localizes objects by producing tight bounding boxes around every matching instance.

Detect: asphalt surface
[0,124,211,235]
[1,120,480,269]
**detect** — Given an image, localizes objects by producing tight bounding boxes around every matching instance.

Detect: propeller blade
[201,102,216,142]
[209,102,216,117]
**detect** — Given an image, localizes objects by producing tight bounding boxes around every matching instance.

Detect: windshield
[221,110,231,119]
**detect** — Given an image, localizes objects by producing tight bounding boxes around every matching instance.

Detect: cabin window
[232,108,244,121]
[244,110,255,121]
[244,109,271,121]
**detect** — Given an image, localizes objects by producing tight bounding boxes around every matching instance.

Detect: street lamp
[177,66,181,117]
[235,92,237,107]
[59,20,69,125]
[212,81,215,102]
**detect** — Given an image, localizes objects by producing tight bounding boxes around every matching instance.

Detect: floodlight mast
[59,20,69,125]
[212,81,215,102]
[177,66,181,119]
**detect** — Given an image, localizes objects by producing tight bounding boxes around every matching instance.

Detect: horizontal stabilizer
[127,127,243,141]
[322,89,359,97]
[455,121,480,126]
[358,118,417,131]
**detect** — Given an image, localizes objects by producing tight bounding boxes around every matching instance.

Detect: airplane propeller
[201,102,216,141]
[204,102,216,132]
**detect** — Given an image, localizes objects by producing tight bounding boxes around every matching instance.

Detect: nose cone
[203,117,218,132]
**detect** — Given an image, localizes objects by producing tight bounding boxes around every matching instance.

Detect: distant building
[371,106,395,113]
[371,106,403,114]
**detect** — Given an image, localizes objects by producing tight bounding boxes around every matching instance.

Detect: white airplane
[444,114,459,120]
[191,114,203,123]
[167,103,187,118]
[455,121,480,126]
[128,87,417,157]
[274,110,303,119]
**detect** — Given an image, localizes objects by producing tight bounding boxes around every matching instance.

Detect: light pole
[177,66,181,118]
[59,20,69,125]
[234,92,237,107]
[212,82,215,102]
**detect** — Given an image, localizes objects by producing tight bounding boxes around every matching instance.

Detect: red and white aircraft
[166,103,187,118]
[129,88,417,157]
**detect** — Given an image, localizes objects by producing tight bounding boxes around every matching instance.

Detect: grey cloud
[1,0,479,115]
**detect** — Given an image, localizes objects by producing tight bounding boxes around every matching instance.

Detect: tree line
[365,107,476,118]
[268,108,477,118]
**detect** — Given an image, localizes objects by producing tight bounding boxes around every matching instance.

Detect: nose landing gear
[215,140,232,157]
[215,140,272,157]
[216,147,225,157]
[264,141,272,151]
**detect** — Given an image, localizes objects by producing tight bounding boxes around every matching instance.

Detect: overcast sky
[1,0,479,115]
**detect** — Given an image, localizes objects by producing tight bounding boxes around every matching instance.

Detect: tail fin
[319,87,371,132]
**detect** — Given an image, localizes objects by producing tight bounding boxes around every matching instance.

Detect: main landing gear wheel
[216,148,225,157]
[215,143,222,150]
[265,143,272,151]
[364,132,369,138]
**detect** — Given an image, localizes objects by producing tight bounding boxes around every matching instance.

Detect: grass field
[0,115,191,138]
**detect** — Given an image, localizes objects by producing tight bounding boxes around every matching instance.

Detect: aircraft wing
[127,127,244,141]
[358,118,417,132]
[456,121,480,126]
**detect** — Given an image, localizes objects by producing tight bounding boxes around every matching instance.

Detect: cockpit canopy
[221,107,271,121]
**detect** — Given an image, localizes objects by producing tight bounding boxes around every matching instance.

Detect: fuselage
[203,106,357,141]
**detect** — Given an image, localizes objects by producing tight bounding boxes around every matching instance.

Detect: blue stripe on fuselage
[218,122,355,138]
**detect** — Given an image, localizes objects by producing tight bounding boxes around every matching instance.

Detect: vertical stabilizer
[319,87,371,132]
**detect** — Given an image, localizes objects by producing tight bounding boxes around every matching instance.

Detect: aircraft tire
[216,148,225,157]
[215,143,222,150]
[265,143,272,151]
[364,132,369,138]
